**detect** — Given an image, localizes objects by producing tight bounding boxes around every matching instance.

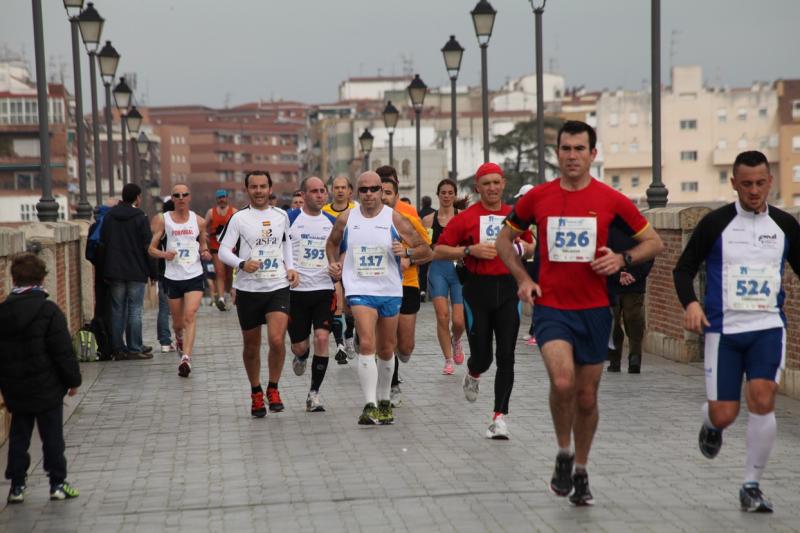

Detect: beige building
[598,66,779,205]
[776,80,800,206]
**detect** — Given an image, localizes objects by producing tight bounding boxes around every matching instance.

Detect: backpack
[72,323,99,362]
[86,205,110,264]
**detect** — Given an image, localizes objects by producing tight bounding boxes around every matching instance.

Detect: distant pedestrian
[154,199,176,353]
[0,253,82,503]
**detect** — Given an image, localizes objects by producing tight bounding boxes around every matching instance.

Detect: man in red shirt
[434,162,533,440]
[497,121,663,506]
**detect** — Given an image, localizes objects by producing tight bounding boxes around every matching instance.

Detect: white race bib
[174,240,199,266]
[354,245,388,277]
[298,238,326,269]
[479,215,503,244]
[546,216,597,262]
[251,246,286,280]
[725,263,780,311]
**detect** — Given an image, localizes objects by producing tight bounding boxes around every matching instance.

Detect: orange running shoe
[251,391,267,418]
[266,387,284,412]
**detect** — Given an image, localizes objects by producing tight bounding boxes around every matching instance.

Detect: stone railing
[0,221,94,445]
[644,206,800,400]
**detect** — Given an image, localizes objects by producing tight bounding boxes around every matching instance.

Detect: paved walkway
[2,302,800,532]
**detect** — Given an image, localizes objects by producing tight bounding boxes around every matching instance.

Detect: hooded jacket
[0,291,82,414]
[100,202,157,282]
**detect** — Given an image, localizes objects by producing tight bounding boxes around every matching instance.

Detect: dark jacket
[0,291,82,414]
[100,202,157,282]
[607,223,654,296]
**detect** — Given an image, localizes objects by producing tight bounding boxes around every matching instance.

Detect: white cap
[514,184,534,198]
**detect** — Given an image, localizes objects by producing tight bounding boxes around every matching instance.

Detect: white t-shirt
[218,206,294,293]
[163,211,203,281]
[287,208,336,292]
[341,205,403,298]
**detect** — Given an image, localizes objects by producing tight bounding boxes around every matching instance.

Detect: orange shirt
[394,201,432,288]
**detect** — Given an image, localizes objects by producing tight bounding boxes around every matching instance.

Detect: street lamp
[77,2,105,206]
[113,77,132,185]
[529,0,547,184]
[442,35,464,181]
[358,128,374,171]
[471,0,496,163]
[63,0,92,219]
[125,105,143,135]
[382,101,399,168]
[98,40,119,197]
[32,0,58,221]
[646,0,668,208]
[136,131,150,212]
[407,74,428,209]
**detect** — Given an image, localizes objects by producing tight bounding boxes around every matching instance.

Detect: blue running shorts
[533,305,613,365]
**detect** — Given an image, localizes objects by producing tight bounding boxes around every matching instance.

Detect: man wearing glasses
[149,184,213,378]
[325,171,431,425]
[219,171,300,417]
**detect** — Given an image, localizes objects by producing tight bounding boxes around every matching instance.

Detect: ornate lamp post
[646,0,668,207]
[441,35,464,181]
[97,40,119,197]
[77,2,105,205]
[32,0,58,221]
[529,0,547,184]
[471,0,497,163]
[382,101,399,168]
[112,77,132,184]
[407,74,428,209]
[63,0,92,219]
[358,128,374,171]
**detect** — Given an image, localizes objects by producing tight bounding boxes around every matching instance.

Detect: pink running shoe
[526,336,537,346]
[442,359,455,375]
[452,337,465,365]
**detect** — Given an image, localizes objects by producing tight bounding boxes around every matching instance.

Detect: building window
[758,108,768,119]
[717,109,727,123]
[611,175,620,189]
[759,137,769,150]
[793,166,800,182]
[680,150,698,161]
[628,113,638,126]
[629,143,638,153]
[793,136,800,153]
[609,113,619,127]
[737,136,747,149]
[737,108,747,121]
[720,170,728,183]
[792,100,800,120]
[679,119,697,130]
[681,181,699,192]
[16,173,33,190]
[717,139,727,150]
[610,143,620,154]
[631,176,640,188]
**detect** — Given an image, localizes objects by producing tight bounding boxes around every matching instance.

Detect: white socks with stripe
[376,355,395,402]
[357,354,377,406]
[744,411,776,485]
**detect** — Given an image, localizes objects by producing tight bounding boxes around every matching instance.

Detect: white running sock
[376,355,395,401]
[702,402,717,429]
[357,354,378,406]
[744,411,776,485]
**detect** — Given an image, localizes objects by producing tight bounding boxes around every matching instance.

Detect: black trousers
[608,293,646,365]
[4,404,66,487]
[462,274,520,414]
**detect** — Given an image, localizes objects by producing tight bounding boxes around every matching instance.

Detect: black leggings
[5,404,66,486]
[463,274,520,414]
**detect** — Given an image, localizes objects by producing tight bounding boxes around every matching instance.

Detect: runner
[148,184,213,378]
[497,120,663,505]
[287,177,337,412]
[204,189,237,311]
[323,175,357,364]
[673,150,800,513]
[423,178,466,375]
[325,171,431,425]
[434,163,533,440]
[375,166,433,406]
[218,171,300,417]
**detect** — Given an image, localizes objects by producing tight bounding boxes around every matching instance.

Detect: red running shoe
[266,387,284,412]
[251,391,267,418]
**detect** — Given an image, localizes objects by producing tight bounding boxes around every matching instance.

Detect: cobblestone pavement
[2,302,800,532]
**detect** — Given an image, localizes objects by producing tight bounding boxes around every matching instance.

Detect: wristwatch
[464,246,471,257]
[405,247,412,258]
[238,260,246,270]
[623,253,633,268]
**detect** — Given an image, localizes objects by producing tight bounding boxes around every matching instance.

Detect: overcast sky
[2,0,799,108]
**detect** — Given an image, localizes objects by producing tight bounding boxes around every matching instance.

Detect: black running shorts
[163,274,205,299]
[288,289,335,343]
[235,287,290,331]
[400,286,421,315]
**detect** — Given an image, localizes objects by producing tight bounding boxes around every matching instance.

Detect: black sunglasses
[172,192,190,199]
[358,185,382,194]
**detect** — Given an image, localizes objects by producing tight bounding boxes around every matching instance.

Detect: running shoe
[178,356,191,378]
[452,337,465,365]
[266,387,284,412]
[463,373,480,402]
[377,400,394,425]
[7,484,25,504]
[306,391,325,412]
[344,337,356,359]
[522,333,532,341]
[740,483,773,513]
[549,453,574,496]
[442,359,455,375]
[50,482,79,500]
[358,403,380,425]
[390,384,402,407]
[215,297,226,311]
[175,336,184,356]
[525,337,537,347]
[251,391,267,418]
[334,344,348,365]
[292,354,308,376]
[486,414,510,440]
[569,472,594,506]
[698,424,723,459]
[161,342,176,353]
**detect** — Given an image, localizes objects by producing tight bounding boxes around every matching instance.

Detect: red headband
[475,162,504,181]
